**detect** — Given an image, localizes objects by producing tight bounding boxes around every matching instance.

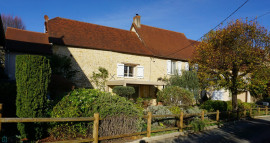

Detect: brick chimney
[44,15,49,33]
[133,14,141,28]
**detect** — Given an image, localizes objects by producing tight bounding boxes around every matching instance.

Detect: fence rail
[0,104,269,143]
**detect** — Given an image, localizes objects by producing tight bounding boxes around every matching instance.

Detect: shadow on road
[174,118,270,143]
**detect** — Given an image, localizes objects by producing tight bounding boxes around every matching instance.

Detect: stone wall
[52,45,188,88]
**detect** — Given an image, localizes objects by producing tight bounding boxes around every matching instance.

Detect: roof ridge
[49,17,134,33]
[6,27,48,35]
[141,24,186,36]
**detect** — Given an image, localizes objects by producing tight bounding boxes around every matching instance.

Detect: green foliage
[200,100,229,112]
[249,65,270,100]
[168,106,182,115]
[50,89,142,139]
[112,86,135,98]
[169,70,200,102]
[146,105,174,125]
[15,55,51,140]
[157,86,194,106]
[191,19,270,110]
[90,67,108,91]
[190,118,206,132]
[185,106,202,114]
[49,55,77,80]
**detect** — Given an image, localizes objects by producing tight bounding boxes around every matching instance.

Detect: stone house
[44,15,194,98]
[3,14,253,101]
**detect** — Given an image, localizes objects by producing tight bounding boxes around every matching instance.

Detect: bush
[15,55,51,141]
[200,100,229,112]
[50,89,142,139]
[157,86,194,106]
[185,106,202,114]
[168,106,182,115]
[190,118,206,132]
[112,86,135,98]
[146,105,174,126]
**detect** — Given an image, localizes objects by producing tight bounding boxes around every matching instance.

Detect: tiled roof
[5,27,52,54]
[132,24,196,61]
[47,17,153,57]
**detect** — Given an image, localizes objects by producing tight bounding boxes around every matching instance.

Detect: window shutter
[137,66,144,78]
[177,61,182,75]
[185,62,189,71]
[117,64,124,77]
[167,60,171,74]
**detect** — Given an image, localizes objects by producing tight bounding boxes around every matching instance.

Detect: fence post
[266,107,268,115]
[0,104,2,132]
[147,112,152,137]
[201,110,204,121]
[250,108,252,117]
[244,109,246,117]
[93,113,99,143]
[179,111,183,132]
[216,110,219,122]
[258,107,260,116]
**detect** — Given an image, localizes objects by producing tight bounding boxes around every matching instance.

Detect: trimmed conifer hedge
[15,55,51,140]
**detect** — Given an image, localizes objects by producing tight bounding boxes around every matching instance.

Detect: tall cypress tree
[15,55,51,140]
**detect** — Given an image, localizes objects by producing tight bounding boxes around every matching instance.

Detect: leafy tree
[191,19,270,110]
[90,67,108,91]
[16,55,51,140]
[169,70,200,103]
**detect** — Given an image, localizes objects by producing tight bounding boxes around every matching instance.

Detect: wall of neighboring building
[5,52,23,80]
[52,45,189,89]
[211,89,254,103]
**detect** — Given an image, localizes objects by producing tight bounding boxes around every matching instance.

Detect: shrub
[189,118,207,132]
[90,67,108,91]
[200,100,229,112]
[146,105,174,125]
[157,86,194,106]
[50,89,142,139]
[112,86,135,98]
[15,55,51,141]
[185,106,202,114]
[168,106,182,115]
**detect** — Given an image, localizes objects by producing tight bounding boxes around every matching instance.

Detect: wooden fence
[0,104,268,143]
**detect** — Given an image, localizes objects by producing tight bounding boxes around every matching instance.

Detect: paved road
[146,117,270,143]
[171,117,270,143]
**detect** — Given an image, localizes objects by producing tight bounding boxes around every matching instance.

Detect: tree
[191,19,270,111]
[1,14,25,32]
[169,70,200,103]
[16,55,51,140]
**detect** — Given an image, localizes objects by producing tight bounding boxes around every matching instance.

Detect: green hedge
[50,89,143,139]
[112,86,135,98]
[15,55,51,140]
[157,86,194,106]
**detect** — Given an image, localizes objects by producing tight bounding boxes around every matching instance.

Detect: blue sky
[1,0,270,40]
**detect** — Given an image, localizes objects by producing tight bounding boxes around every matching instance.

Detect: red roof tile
[5,28,52,54]
[47,17,153,57]
[132,24,196,61]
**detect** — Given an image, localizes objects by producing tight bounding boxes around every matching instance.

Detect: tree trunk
[231,89,238,111]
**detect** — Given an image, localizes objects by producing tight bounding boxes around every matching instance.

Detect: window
[171,61,177,75]
[124,65,134,77]
[117,63,144,78]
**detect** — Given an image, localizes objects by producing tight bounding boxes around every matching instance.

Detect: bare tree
[1,14,26,32]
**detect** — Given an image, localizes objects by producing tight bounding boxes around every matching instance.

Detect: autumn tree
[191,19,270,110]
